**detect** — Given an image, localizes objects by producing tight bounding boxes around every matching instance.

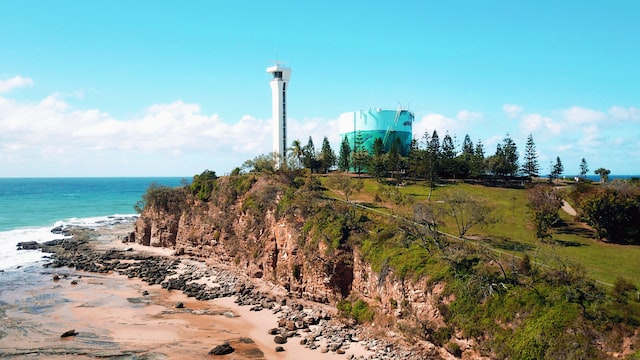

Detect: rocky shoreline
[25,226,439,360]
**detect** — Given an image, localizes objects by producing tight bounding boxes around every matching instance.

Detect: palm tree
[288,140,304,169]
[594,167,610,183]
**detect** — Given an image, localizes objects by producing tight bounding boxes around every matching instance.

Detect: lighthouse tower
[266,64,291,168]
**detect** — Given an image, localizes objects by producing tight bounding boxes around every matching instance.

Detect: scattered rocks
[208,342,234,355]
[275,346,285,352]
[50,225,71,235]
[38,225,431,360]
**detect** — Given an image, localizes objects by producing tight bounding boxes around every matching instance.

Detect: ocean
[0,177,185,271]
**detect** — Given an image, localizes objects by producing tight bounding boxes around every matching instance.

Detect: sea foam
[0,214,138,271]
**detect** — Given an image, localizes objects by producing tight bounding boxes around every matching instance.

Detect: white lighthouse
[266,64,291,168]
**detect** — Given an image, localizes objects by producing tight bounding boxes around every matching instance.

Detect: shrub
[337,299,374,323]
[611,277,637,304]
[446,342,462,357]
[190,169,217,201]
[578,186,640,244]
[431,326,453,346]
[135,183,187,214]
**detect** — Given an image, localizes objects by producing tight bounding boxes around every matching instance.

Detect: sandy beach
[0,224,374,359]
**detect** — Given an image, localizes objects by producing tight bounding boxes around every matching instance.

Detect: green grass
[321,175,640,288]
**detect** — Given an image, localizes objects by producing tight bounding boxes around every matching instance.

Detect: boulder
[16,241,40,250]
[209,342,234,355]
[273,335,287,344]
[50,226,65,234]
[60,329,78,338]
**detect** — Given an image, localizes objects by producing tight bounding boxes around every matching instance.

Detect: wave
[0,214,138,272]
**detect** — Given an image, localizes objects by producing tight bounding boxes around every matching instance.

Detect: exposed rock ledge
[36,225,447,359]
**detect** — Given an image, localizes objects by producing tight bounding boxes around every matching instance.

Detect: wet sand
[0,225,372,359]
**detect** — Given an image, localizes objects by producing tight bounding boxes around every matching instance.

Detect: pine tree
[550,156,564,182]
[369,137,387,180]
[579,158,589,179]
[386,138,402,179]
[302,136,317,171]
[521,134,540,180]
[319,136,336,173]
[407,138,423,180]
[461,134,474,159]
[351,132,369,176]
[470,139,486,177]
[426,130,440,197]
[502,135,519,177]
[372,137,385,156]
[338,135,351,172]
[440,133,457,178]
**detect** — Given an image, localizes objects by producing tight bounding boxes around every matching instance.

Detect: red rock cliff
[133,174,449,343]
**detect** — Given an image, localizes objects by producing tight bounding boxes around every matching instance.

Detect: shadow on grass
[488,236,536,252]
[554,220,596,239]
[554,239,589,247]
[555,226,596,239]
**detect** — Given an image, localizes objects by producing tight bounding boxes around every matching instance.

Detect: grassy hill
[320,176,640,289]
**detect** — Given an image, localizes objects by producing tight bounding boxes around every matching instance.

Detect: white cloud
[0,88,351,176]
[414,113,459,140]
[2,89,639,176]
[287,116,341,148]
[577,124,604,150]
[520,113,564,135]
[503,104,523,119]
[0,75,34,93]
[608,106,640,121]
[457,110,483,121]
[484,135,503,150]
[0,95,274,168]
[561,106,605,124]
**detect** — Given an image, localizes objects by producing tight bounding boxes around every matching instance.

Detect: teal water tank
[338,108,414,156]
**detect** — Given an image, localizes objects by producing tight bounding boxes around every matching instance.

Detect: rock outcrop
[133,175,456,357]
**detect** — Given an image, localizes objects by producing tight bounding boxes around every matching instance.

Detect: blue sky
[1,1,639,177]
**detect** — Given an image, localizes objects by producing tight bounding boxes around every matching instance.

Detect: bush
[190,169,217,201]
[612,277,637,304]
[431,326,453,346]
[578,186,640,244]
[337,299,374,323]
[135,183,187,214]
[446,342,462,357]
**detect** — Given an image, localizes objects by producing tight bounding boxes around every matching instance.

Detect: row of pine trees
[290,131,576,182]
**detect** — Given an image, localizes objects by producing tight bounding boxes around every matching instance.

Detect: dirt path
[561,200,577,216]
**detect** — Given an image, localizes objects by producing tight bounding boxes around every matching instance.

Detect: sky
[1,1,639,177]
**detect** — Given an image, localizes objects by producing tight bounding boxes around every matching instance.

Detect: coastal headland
[0,223,426,359]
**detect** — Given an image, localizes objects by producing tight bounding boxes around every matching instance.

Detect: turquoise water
[0,177,185,270]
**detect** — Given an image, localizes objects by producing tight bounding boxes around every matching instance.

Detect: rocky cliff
[133,173,640,359]
[133,173,454,354]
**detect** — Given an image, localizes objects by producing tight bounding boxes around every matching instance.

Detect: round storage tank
[338,108,414,156]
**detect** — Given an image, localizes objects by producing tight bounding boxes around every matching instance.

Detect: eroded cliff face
[134,175,446,333]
